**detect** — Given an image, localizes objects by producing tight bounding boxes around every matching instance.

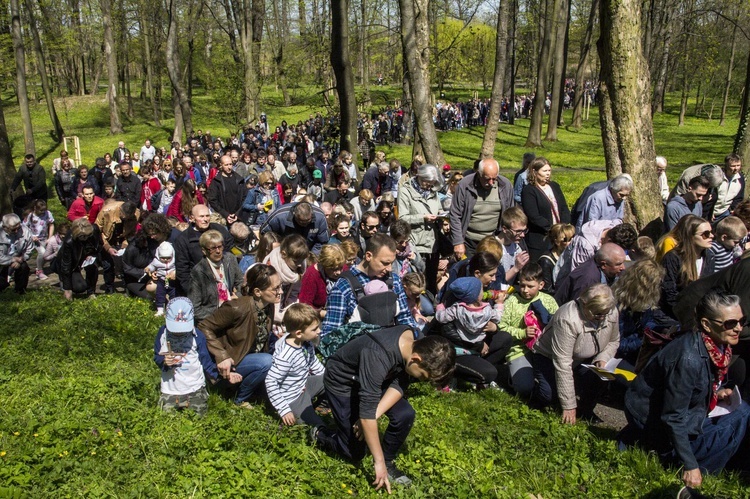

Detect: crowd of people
[4,127,750,491]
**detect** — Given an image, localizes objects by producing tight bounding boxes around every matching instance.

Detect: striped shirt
[709,241,735,271]
[265,335,325,417]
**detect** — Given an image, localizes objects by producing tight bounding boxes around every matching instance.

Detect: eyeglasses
[263,182,274,187]
[364,224,379,231]
[505,227,528,236]
[709,317,747,330]
[698,230,714,240]
[206,245,224,252]
[6,225,20,232]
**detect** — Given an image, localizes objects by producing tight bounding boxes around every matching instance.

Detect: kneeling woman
[620,290,750,489]
[531,283,619,424]
[198,264,282,406]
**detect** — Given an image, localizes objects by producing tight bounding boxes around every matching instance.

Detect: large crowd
[4,124,750,491]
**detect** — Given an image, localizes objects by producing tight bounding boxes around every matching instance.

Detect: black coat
[174,223,234,296]
[206,172,247,219]
[521,181,570,262]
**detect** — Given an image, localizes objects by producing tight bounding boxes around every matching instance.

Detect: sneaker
[36,270,48,280]
[308,425,321,445]
[385,461,413,487]
[237,401,253,410]
[155,308,164,317]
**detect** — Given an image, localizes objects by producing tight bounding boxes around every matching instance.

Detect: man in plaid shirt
[321,233,418,337]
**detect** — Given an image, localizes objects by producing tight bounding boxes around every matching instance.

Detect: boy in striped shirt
[265,303,326,429]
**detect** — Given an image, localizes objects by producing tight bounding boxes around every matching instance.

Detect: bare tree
[400,0,446,166]
[0,97,16,215]
[331,0,358,155]
[544,0,569,141]
[101,0,124,134]
[10,0,36,154]
[735,49,750,169]
[572,0,598,130]
[525,0,556,148]
[598,0,662,234]
[719,22,737,127]
[480,0,510,159]
[139,7,161,126]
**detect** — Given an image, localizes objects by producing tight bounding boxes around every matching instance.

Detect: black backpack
[341,270,398,327]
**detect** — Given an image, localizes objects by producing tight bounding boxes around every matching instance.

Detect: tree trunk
[359,0,371,108]
[400,0,445,166]
[140,10,161,126]
[544,0,568,141]
[734,49,750,170]
[720,24,737,127]
[650,5,673,114]
[101,0,124,134]
[331,0,358,154]
[172,89,184,144]
[480,0,510,159]
[252,0,264,76]
[270,0,291,106]
[402,63,414,146]
[572,0,598,129]
[166,0,192,141]
[598,0,662,234]
[598,80,622,178]
[90,47,103,95]
[525,0,556,148]
[24,0,64,141]
[298,0,307,34]
[0,97,16,215]
[237,0,259,122]
[10,0,36,155]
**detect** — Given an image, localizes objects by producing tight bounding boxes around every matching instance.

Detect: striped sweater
[265,335,325,417]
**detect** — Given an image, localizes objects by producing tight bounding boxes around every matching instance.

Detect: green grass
[1,289,748,497]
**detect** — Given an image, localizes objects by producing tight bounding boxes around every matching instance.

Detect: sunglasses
[709,317,747,330]
[699,230,714,240]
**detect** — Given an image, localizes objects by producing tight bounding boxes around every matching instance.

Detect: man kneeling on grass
[313,327,455,492]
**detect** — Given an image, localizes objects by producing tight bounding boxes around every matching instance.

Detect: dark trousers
[99,252,116,288]
[420,252,440,295]
[531,352,606,417]
[71,265,99,294]
[319,390,415,463]
[453,331,513,385]
[155,279,176,308]
[0,262,30,293]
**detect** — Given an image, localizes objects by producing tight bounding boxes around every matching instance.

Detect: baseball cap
[312,169,323,179]
[165,297,195,333]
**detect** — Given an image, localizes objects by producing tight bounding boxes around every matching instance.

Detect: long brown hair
[674,215,709,286]
[180,179,198,221]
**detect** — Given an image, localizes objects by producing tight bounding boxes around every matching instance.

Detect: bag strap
[341,270,365,302]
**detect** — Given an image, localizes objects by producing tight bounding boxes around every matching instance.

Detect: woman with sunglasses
[242,171,280,225]
[189,230,243,323]
[537,223,575,294]
[620,289,750,489]
[531,283,619,425]
[198,264,281,408]
[660,215,717,319]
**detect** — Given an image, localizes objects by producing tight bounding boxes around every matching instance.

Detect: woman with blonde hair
[298,244,346,316]
[538,223,575,293]
[660,215,717,318]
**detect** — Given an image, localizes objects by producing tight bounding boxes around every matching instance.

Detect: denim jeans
[531,352,605,416]
[233,353,273,403]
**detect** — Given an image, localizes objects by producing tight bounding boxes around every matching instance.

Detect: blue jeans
[233,353,273,403]
[531,352,605,417]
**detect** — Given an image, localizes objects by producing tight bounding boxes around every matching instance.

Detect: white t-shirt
[157,331,205,395]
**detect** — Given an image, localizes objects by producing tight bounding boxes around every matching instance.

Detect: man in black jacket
[207,155,246,225]
[11,154,48,215]
[173,204,233,296]
[115,163,142,205]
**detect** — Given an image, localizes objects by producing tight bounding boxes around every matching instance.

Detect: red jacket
[298,264,328,310]
[140,177,163,211]
[67,196,104,224]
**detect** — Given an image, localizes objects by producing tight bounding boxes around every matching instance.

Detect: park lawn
[0,289,748,498]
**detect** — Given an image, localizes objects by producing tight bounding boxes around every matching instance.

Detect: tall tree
[24,0,64,141]
[544,0,569,141]
[331,0,358,155]
[571,0,598,130]
[719,23,737,127]
[735,49,750,168]
[650,0,675,114]
[139,6,161,126]
[598,0,662,233]
[0,97,16,215]
[400,0,446,166]
[525,0,556,148]
[166,0,193,141]
[101,0,124,134]
[480,0,510,159]
[10,0,36,154]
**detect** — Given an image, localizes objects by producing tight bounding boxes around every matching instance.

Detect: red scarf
[701,332,732,412]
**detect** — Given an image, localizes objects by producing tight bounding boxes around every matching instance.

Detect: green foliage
[0,289,749,496]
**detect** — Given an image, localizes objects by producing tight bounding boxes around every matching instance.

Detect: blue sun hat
[165,297,195,333]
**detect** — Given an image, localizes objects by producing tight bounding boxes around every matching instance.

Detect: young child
[328,213,352,245]
[314,327,455,491]
[498,263,558,399]
[435,277,505,355]
[43,221,70,266]
[402,272,430,329]
[155,179,177,214]
[147,241,177,316]
[153,298,240,416]
[229,221,257,274]
[708,216,748,270]
[23,200,55,280]
[265,303,326,430]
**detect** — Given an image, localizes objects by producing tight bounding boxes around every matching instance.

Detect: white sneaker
[155,308,164,317]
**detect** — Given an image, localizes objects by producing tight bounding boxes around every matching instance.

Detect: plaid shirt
[320,266,418,337]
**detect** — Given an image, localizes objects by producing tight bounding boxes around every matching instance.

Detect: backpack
[341,270,398,327]
[318,323,382,359]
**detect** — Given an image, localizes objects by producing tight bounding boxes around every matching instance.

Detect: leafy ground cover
[1,289,749,497]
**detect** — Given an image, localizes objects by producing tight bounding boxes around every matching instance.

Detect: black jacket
[521,181,570,261]
[206,172,247,219]
[174,223,234,296]
[11,163,48,201]
[116,174,142,205]
[660,249,716,319]
[54,226,104,291]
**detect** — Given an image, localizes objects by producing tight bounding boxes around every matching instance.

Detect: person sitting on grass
[313,329,455,492]
[265,303,326,431]
[498,263,558,399]
[153,297,242,416]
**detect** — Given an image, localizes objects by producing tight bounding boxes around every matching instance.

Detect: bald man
[173,204,234,296]
[448,158,514,259]
[554,242,626,305]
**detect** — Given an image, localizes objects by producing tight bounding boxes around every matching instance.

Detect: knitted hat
[449,277,483,304]
[157,241,174,259]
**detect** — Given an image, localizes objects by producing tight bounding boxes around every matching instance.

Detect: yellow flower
[341,484,346,489]
[347,490,353,495]
[13,432,19,436]
[0,451,6,457]
[63,451,68,456]
[91,451,96,455]
[117,431,123,437]
[33,433,38,437]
